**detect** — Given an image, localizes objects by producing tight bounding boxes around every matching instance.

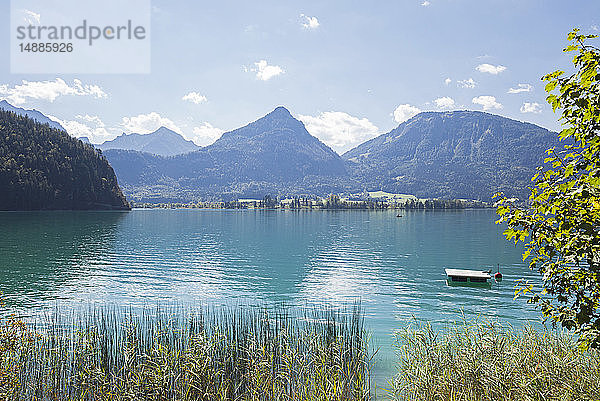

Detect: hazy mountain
[0,109,130,210]
[0,100,65,131]
[205,106,346,179]
[343,110,559,200]
[98,127,200,156]
[102,109,558,202]
[104,107,349,201]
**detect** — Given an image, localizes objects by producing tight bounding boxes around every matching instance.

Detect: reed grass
[0,304,371,401]
[391,318,600,401]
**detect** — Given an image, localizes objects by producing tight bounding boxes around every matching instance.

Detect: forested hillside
[104,107,350,201]
[0,110,130,210]
[344,111,559,200]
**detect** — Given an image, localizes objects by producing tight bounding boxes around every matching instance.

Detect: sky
[1,0,599,154]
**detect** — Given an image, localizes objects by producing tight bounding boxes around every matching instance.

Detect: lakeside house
[131,193,489,210]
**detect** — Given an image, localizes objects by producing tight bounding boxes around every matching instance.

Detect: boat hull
[446,279,492,288]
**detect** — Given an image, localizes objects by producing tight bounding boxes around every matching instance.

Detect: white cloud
[76,114,105,127]
[48,114,114,144]
[507,83,533,94]
[434,96,455,109]
[520,102,542,114]
[421,1,431,6]
[21,9,40,25]
[188,123,224,146]
[0,78,107,105]
[592,25,599,31]
[300,14,320,29]
[472,95,503,111]
[244,24,258,33]
[249,60,285,81]
[476,63,507,75]
[60,120,104,140]
[444,77,452,85]
[182,91,207,104]
[121,112,182,134]
[457,78,476,88]
[56,112,222,146]
[298,111,380,154]
[392,104,421,123]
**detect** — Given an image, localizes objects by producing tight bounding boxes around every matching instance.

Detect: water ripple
[0,209,544,385]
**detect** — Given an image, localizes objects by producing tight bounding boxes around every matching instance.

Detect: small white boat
[445,268,491,287]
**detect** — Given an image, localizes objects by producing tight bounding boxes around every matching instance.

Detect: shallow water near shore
[0,208,542,389]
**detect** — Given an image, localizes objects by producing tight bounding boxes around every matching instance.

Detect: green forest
[0,110,129,210]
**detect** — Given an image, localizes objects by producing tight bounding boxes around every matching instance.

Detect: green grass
[0,304,372,400]
[5,305,599,401]
[391,318,600,401]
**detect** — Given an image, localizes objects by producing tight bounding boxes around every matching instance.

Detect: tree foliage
[0,110,130,210]
[496,29,600,349]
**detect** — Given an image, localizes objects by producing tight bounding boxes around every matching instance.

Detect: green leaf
[502,29,600,350]
[545,81,557,92]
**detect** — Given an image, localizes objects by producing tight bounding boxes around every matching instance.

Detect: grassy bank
[0,304,371,400]
[391,319,600,401]
[4,306,600,401]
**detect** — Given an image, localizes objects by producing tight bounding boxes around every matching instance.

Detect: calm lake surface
[0,209,541,386]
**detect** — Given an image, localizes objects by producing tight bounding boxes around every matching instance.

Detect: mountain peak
[217,106,306,142]
[404,110,540,131]
[152,126,178,136]
[104,106,348,198]
[98,126,199,156]
[405,110,481,123]
[267,106,293,118]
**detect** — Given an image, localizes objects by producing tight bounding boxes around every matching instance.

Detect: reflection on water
[0,209,541,385]
[0,211,127,307]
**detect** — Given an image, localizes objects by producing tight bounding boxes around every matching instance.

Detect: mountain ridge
[0,100,65,131]
[97,126,200,156]
[1,101,557,203]
[103,108,559,202]
[343,110,559,200]
[104,106,349,201]
[0,109,130,210]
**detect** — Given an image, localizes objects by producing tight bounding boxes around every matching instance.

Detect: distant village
[131,191,490,210]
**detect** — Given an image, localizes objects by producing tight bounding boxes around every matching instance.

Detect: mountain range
[0,100,196,156]
[103,107,349,201]
[343,111,558,200]
[101,107,558,202]
[0,100,65,131]
[0,99,560,203]
[97,127,200,156]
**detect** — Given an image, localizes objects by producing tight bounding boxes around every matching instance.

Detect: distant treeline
[131,195,489,210]
[0,110,130,210]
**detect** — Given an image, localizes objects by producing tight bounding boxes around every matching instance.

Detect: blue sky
[1,0,599,154]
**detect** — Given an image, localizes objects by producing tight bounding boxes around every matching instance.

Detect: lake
[0,209,542,388]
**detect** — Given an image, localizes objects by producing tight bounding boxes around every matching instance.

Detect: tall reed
[0,304,371,401]
[391,318,600,401]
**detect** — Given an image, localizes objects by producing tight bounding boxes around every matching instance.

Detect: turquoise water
[0,209,541,387]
